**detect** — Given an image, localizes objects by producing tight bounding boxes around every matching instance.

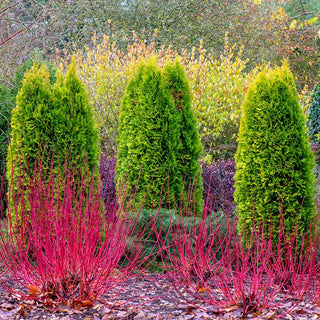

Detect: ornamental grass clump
[0,158,156,308]
[234,62,316,246]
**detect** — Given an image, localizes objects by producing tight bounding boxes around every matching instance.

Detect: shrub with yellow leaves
[60,31,176,155]
[59,32,252,160]
[183,35,254,160]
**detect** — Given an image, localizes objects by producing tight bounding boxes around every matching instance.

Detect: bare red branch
[0,0,22,17]
[0,0,51,46]
[0,155,157,307]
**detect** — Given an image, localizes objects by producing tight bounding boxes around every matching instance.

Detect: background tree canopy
[0,0,319,88]
[0,0,319,160]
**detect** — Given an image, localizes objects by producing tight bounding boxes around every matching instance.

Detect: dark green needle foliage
[234,62,316,245]
[116,59,203,214]
[307,82,320,164]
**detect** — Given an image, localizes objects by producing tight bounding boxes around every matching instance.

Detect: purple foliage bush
[99,154,116,207]
[201,159,235,211]
[99,155,236,212]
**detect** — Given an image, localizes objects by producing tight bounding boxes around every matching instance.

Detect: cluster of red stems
[0,159,320,318]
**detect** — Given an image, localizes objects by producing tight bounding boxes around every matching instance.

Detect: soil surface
[1,273,320,320]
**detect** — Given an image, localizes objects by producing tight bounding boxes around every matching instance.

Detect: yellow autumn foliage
[58,32,253,159]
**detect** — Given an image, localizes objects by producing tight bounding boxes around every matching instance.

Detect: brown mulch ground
[1,273,320,320]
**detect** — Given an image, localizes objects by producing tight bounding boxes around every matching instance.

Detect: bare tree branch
[0,0,52,47]
[0,0,22,17]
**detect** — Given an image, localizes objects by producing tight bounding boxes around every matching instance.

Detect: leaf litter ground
[1,272,320,320]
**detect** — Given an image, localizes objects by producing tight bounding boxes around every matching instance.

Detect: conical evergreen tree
[7,65,54,189]
[116,59,203,213]
[6,65,55,225]
[234,62,316,244]
[0,57,56,172]
[52,62,100,173]
[7,63,100,224]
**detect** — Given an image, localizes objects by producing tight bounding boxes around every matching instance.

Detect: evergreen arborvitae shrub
[7,62,100,224]
[1,59,56,217]
[163,60,203,213]
[307,82,320,165]
[116,59,203,213]
[52,62,100,174]
[234,62,315,244]
[0,58,56,172]
[116,60,177,209]
[7,65,54,188]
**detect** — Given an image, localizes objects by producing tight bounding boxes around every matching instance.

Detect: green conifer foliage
[234,63,315,243]
[7,65,54,188]
[116,60,175,208]
[307,82,320,164]
[163,60,203,213]
[52,62,100,173]
[1,57,56,173]
[7,63,100,224]
[116,59,203,213]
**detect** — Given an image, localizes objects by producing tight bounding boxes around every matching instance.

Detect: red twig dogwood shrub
[0,158,155,309]
[154,201,316,317]
[306,233,320,307]
[269,218,316,300]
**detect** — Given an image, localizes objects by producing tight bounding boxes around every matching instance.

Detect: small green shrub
[116,59,203,213]
[234,62,316,245]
